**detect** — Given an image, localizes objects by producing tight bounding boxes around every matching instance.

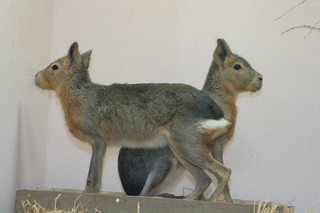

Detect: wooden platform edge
[15,189,294,213]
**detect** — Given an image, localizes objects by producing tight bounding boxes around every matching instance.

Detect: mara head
[212,39,263,93]
[35,42,92,91]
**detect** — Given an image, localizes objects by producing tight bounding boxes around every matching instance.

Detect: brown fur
[201,127,229,143]
[59,90,92,143]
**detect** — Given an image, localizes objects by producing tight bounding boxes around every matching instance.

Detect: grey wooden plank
[14,189,294,213]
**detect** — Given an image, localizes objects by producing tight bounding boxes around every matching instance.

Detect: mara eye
[233,64,241,70]
[51,64,59,70]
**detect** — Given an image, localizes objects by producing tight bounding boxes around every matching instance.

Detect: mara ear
[81,50,92,70]
[213,39,232,67]
[67,42,81,68]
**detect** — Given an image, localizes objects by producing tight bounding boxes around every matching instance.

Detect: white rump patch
[198,118,231,130]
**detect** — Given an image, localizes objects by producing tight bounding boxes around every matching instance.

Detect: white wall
[39,0,320,212]
[0,0,53,212]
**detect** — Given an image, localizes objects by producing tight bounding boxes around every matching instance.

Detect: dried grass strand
[254,201,278,213]
[73,194,82,212]
[54,194,61,211]
[34,200,46,212]
[20,198,90,213]
[257,201,263,213]
[137,202,140,213]
[21,200,28,213]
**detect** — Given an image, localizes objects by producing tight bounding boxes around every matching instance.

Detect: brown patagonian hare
[35,41,233,201]
[118,39,263,202]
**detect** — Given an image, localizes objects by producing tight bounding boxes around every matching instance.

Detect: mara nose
[35,72,40,80]
[35,70,43,78]
[35,71,42,85]
[259,77,263,81]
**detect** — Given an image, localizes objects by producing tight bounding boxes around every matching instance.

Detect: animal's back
[72,83,224,146]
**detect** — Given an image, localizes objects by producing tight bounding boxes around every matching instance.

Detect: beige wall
[0,0,53,211]
[2,0,319,212]
[46,0,320,212]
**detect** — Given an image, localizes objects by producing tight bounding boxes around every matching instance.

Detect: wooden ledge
[15,189,294,213]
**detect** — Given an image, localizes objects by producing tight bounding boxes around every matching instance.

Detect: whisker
[23,71,38,95]
[24,71,36,78]
[24,82,35,95]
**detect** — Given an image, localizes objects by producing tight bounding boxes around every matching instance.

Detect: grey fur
[35,42,231,198]
[118,39,263,201]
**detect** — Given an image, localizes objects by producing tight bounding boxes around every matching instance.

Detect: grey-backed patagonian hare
[118,39,263,202]
[34,42,232,201]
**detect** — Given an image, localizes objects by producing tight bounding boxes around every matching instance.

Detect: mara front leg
[211,136,232,202]
[84,138,107,193]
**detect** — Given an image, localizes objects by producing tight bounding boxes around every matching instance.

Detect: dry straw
[253,200,320,213]
[20,194,100,213]
[253,201,278,213]
[19,191,319,213]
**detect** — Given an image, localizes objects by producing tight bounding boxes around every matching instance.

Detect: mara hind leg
[85,137,107,193]
[139,157,173,196]
[145,156,186,198]
[168,131,232,202]
[156,160,186,198]
[168,142,211,200]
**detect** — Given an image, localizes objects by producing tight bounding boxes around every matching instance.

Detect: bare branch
[282,24,320,37]
[275,0,309,21]
[304,19,320,39]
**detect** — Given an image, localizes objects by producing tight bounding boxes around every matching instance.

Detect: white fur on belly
[113,133,169,149]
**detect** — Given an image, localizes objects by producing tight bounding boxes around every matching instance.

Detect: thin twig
[303,19,320,39]
[125,0,140,24]
[275,0,309,21]
[282,25,320,36]
[304,200,320,213]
